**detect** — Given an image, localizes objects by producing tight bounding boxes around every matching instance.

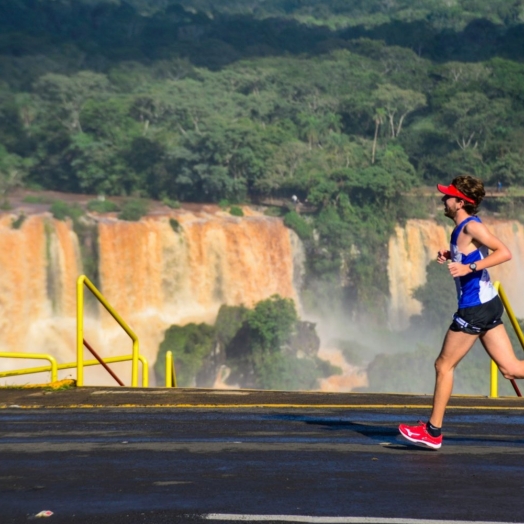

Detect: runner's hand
[447,261,470,277]
[437,250,451,263]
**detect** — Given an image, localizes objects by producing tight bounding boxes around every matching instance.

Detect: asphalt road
[2,395,524,524]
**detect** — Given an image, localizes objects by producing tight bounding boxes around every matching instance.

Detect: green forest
[2,0,524,392]
[153,295,339,390]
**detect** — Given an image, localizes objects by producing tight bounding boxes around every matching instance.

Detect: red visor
[437,184,476,204]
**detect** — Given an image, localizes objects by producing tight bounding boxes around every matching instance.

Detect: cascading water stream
[1,211,523,388]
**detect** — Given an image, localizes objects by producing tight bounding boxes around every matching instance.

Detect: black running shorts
[449,295,504,335]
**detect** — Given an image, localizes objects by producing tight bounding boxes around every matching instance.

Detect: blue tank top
[450,216,497,308]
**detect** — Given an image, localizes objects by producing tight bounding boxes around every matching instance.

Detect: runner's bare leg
[429,330,478,428]
[480,325,524,379]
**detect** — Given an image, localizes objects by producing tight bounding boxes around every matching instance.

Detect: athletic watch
[469,263,477,272]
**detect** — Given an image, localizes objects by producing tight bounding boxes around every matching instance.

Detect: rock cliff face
[388,218,524,329]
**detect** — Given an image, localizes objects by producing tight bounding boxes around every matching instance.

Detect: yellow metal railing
[0,275,148,387]
[490,281,524,398]
[0,352,58,383]
[0,354,148,387]
[77,275,144,387]
[165,351,177,388]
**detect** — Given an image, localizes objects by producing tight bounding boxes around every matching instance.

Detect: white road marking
[204,515,524,524]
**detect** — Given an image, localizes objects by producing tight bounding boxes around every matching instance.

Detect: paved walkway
[1,388,524,524]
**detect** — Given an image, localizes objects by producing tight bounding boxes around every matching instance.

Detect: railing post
[491,281,524,398]
[77,275,85,387]
[490,359,498,398]
[166,351,173,387]
[132,340,139,388]
[50,355,58,383]
[138,355,148,388]
[496,282,524,348]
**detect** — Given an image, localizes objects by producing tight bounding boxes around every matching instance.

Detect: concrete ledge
[1,386,524,409]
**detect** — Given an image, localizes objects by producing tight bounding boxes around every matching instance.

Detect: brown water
[0,208,303,385]
[1,212,522,388]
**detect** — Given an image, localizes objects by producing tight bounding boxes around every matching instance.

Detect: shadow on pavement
[262,413,439,450]
[262,413,524,450]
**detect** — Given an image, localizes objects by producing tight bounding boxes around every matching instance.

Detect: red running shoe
[398,420,442,449]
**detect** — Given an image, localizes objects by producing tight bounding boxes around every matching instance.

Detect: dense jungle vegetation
[153,295,340,389]
[2,0,524,392]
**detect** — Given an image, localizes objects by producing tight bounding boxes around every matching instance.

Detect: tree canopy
[2,0,524,318]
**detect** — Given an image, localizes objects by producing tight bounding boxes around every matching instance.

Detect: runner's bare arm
[448,221,512,278]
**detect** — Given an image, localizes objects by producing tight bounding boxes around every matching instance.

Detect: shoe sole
[399,428,441,449]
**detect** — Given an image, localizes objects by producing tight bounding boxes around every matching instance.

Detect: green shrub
[11,214,26,229]
[162,197,181,209]
[169,218,181,233]
[264,207,283,217]
[23,194,54,205]
[243,296,334,390]
[23,195,46,204]
[283,211,312,240]
[247,295,298,355]
[50,200,83,221]
[87,199,120,213]
[118,199,148,221]
[218,199,229,209]
[215,304,250,347]
[0,199,11,210]
[229,205,244,217]
[154,323,215,387]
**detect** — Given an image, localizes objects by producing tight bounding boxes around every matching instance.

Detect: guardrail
[0,276,148,388]
[490,281,523,398]
[77,275,146,387]
[0,354,148,386]
[0,352,58,383]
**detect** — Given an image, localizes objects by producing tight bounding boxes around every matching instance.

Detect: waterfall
[0,208,301,385]
[2,211,523,388]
